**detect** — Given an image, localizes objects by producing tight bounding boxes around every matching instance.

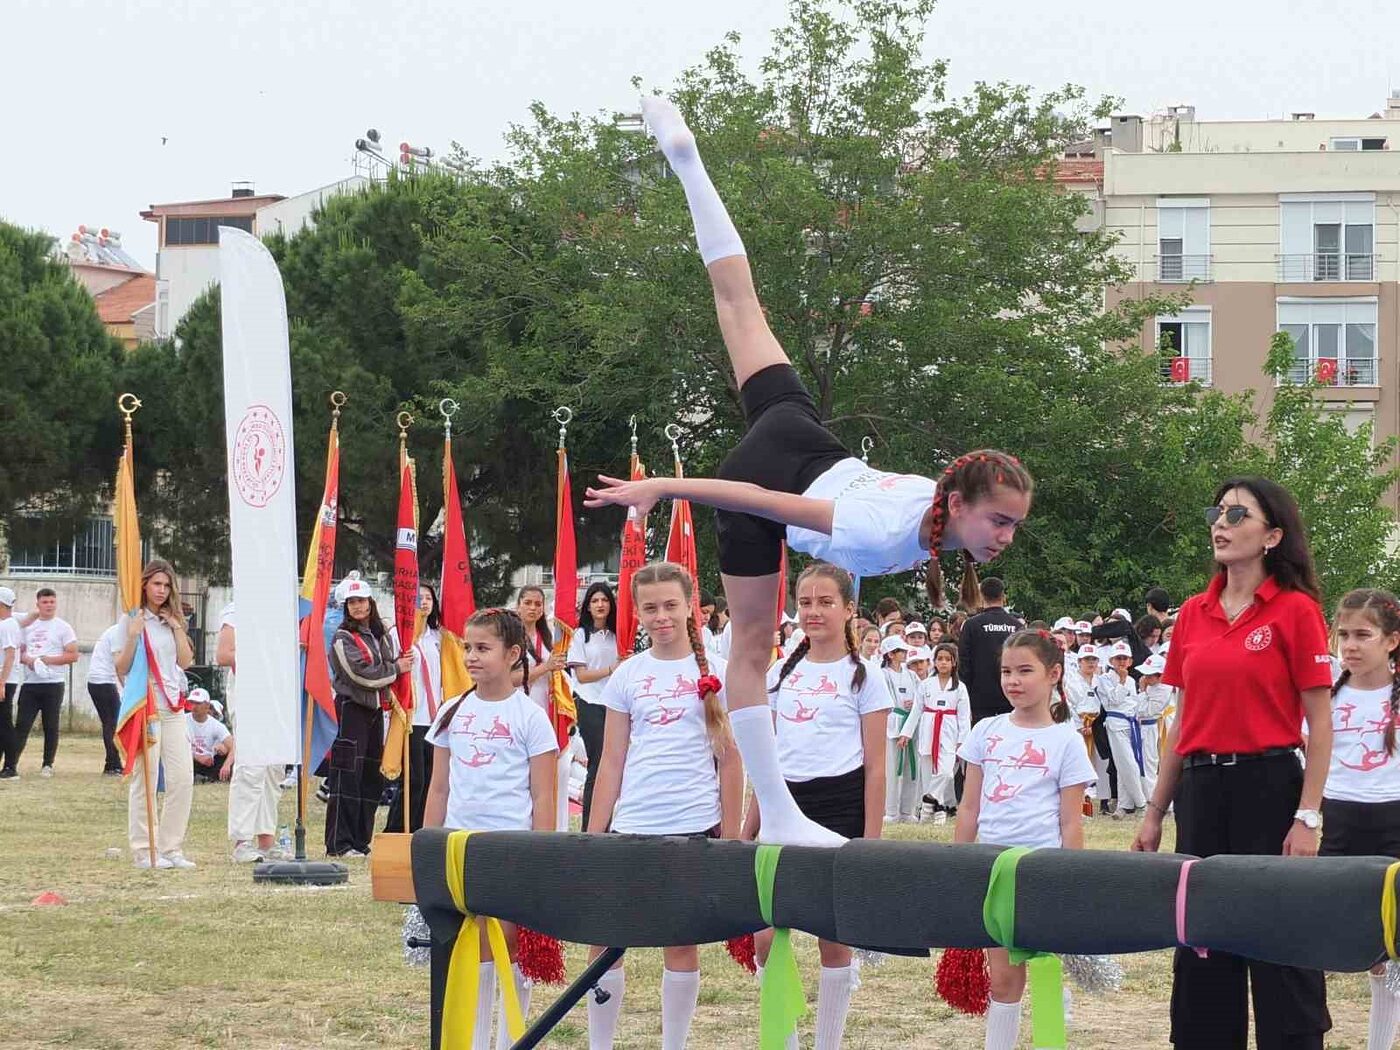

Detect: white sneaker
[40,766,54,778]
[341,848,367,858]
[134,851,173,870]
[161,851,197,870]
[279,774,298,789]
[932,810,948,826]
[231,841,266,864]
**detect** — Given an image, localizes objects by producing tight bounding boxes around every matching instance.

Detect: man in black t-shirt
[957,578,1025,724]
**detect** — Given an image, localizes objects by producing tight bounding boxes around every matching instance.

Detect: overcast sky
[5,0,1398,269]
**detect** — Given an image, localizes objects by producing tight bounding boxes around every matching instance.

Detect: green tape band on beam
[982,846,1066,1049]
[755,844,807,1049]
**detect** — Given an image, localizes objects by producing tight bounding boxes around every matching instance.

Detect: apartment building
[1095,94,1400,505]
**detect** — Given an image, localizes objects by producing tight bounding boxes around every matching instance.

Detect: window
[163,215,254,246]
[1157,308,1211,384]
[1279,197,1375,280]
[1330,137,1387,151]
[1277,299,1378,387]
[4,515,146,576]
[1156,199,1210,281]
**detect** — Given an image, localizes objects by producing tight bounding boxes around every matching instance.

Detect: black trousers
[88,683,122,772]
[1170,753,1331,1050]
[13,682,64,769]
[576,697,607,832]
[0,683,15,771]
[193,752,228,782]
[324,698,385,856]
[384,724,434,834]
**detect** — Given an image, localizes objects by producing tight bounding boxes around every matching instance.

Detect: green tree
[0,221,123,539]
[1260,331,1400,607]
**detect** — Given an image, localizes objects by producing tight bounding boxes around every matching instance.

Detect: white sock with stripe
[1369,972,1400,1050]
[588,966,625,1050]
[661,968,701,1049]
[473,962,496,1050]
[814,965,856,1050]
[984,998,1022,1050]
[495,963,531,1050]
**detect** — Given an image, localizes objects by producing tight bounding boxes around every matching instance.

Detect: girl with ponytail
[584,561,742,1050]
[582,98,1033,849]
[746,561,889,1048]
[1321,588,1400,1049]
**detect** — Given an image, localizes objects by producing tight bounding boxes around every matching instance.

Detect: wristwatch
[1293,808,1321,830]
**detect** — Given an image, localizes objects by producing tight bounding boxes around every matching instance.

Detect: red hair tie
[696,675,723,698]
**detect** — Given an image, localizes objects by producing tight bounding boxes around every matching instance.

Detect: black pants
[1170,753,1331,1050]
[576,697,607,832]
[13,682,64,769]
[324,698,385,856]
[88,683,122,772]
[0,683,15,772]
[193,752,228,782]
[384,724,434,834]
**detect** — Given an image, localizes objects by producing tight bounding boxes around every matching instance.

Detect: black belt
[1181,746,1297,769]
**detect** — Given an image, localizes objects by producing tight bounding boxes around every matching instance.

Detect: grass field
[0,733,1378,1049]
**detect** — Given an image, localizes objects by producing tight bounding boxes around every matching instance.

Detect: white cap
[879,635,912,656]
[340,571,373,602]
[1136,654,1168,677]
[0,586,14,608]
[1052,616,1075,631]
[188,686,213,708]
[905,621,927,636]
[907,646,934,663]
[1073,620,1093,634]
[1076,643,1100,662]
[1106,640,1133,660]
[1112,608,1131,622]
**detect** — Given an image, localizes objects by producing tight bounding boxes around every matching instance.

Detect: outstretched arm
[585,475,834,535]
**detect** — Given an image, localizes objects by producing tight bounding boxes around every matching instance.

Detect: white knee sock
[640,96,746,266]
[1369,972,1400,1050]
[814,965,855,1050]
[756,965,800,1050]
[496,963,531,1050]
[661,968,701,1050]
[984,998,1022,1050]
[730,706,844,847]
[588,967,626,1050]
[474,962,497,1050]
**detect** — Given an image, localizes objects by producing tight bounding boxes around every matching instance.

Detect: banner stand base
[253,860,349,886]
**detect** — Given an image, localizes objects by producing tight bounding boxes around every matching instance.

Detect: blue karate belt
[1103,710,1145,774]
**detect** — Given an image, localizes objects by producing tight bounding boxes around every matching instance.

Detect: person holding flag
[116,559,196,870]
[384,584,441,834]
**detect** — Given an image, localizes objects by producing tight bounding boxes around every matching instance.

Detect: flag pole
[397,410,415,832]
[119,393,159,869]
[547,406,574,828]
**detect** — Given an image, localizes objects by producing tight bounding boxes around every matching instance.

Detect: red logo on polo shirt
[1244,625,1273,652]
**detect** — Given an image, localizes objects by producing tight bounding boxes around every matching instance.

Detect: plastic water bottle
[277,825,292,855]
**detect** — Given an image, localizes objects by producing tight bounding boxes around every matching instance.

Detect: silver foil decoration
[1060,953,1124,995]
[852,948,888,969]
[403,905,431,967]
[1385,960,1400,998]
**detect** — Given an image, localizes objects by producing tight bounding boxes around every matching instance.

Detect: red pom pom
[516,927,567,986]
[726,933,757,974]
[935,948,990,1016]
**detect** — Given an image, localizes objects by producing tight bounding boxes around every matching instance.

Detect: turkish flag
[1169,357,1191,383]
[1316,359,1338,384]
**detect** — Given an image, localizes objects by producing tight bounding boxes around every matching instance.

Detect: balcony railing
[1153,254,1213,282]
[1281,357,1378,387]
[1276,253,1377,282]
[1162,357,1213,385]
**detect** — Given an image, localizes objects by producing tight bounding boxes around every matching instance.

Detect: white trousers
[1105,719,1147,810]
[885,738,919,819]
[128,708,193,855]
[228,763,283,841]
[919,754,957,807]
[555,749,570,831]
[1140,722,1162,802]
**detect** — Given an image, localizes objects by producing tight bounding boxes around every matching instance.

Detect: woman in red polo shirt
[1132,476,1334,1050]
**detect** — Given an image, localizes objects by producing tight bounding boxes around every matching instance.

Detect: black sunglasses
[1204,504,1269,528]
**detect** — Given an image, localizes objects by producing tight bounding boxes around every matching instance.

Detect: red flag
[440,437,475,700]
[392,460,419,718]
[553,449,578,630]
[615,458,647,658]
[1316,358,1338,385]
[300,427,339,718]
[665,494,702,627]
[1169,357,1190,383]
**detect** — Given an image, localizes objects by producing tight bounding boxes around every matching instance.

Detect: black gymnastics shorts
[787,766,867,840]
[1320,798,1400,858]
[715,364,849,577]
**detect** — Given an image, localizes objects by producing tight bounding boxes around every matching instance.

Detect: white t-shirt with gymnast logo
[598,649,728,835]
[1326,683,1400,804]
[22,617,77,684]
[428,688,558,832]
[788,458,934,577]
[958,714,1097,849]
[767,654,891,782]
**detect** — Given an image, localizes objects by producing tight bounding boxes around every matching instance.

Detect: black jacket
[957,606,1025,723]
[1090,618,1152,673]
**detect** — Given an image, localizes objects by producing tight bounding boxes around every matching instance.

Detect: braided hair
[770,562,866,693]
[925,450,1034,612]
[1002,628,1070,723]
[630,561,733,758]
[1333,588,1400,757]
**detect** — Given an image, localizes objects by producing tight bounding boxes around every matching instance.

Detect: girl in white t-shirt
[881,635,920,823]
[585,562,741,1050]
[906,643,970,824]
[746,561,891,1050]
[1322,588,1400,1048]
[581,100,1034,849]
[424,607,559,1049]
[956,629,1096,1050]
[566,581,620,832]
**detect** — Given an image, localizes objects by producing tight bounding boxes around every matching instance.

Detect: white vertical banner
[219,226,300,764]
